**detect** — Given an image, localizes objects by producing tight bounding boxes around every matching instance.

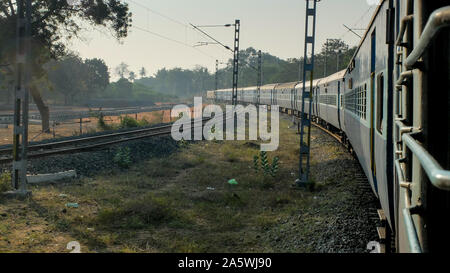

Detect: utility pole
[11,0,32,197]
[215,59,219,92]
[231,19,240,106]
[337,49,341,72]
[296,0,320,188]
[256,50,262,105]
[190,21,239,104]
[324,38,330,77]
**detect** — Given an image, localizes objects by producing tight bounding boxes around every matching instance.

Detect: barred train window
[319,95,337,106]
[344,84,367,120]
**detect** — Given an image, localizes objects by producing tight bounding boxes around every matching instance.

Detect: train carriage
[317,70,346,130]
[294,79,321,115]
[343,0,393,243]
[242,86,257,104]
[274,82,299,110]
[259,83,278,106]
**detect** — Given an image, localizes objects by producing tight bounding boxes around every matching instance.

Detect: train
[206,0,450,253]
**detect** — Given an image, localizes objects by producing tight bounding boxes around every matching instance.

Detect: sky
[70,0,379,79]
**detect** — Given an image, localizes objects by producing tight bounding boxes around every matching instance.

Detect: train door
[337,81,342,130]
[313,86,320,118]
[370,30,378,194]
[291,88,295,110]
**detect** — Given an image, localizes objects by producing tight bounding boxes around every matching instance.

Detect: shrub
[119,116,140,128]
[97,113,115,131]
[253,151,280,178]
[114,147,132,169]
[0,172,12,193]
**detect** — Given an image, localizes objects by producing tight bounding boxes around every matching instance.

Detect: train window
[376,73,385,134]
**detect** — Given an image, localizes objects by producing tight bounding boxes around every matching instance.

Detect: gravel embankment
[0,125,179,177]
[273,114,380,253]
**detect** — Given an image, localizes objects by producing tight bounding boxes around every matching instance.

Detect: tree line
[134,39,356,97]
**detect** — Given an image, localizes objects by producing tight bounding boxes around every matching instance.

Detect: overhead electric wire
[126,0,189,29]
[132,25,216,60]
[338,5,376,41]
[190,23,233,52]
[124,0,224,61]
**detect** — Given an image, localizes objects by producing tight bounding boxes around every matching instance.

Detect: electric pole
[324,38,330,77]
[11,0,32,197]
[190,21,240,105]
[296,0,320,188]
[337,49,341,72]
[256,50,262,105]
[215,59,219,92]
[231,19,240,106]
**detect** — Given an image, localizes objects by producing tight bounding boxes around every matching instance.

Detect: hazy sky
[70,0,377,79]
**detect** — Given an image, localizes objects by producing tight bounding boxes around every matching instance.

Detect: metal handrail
[403,133,450,191]
[402,208,423,253]
[405,6,450,69]
[395,155,422,253]
[396,15,414,46]
[395,70,414,90]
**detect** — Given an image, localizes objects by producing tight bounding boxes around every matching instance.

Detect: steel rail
[0,108,240,164]
[0,118,209,155]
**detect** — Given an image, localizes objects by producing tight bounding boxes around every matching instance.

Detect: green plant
[114,147,132,169]
[0,172,12,193]
[270,156,279,177]
[97,113,114,131]
[119,116,140,128]
[253,152,280,178]
[138,118,150,126]
[260,151,270,175]
[253,155,259,173]
[178,139,188,148]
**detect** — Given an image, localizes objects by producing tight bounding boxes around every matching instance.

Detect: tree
[115,78,132,98]
[84,58,110,95]
[319,39,352,77]
[115,62,129,79]
[46,54,87,105]
[139,67,147,78]
[0,0,132,131]
[128,71,136,82]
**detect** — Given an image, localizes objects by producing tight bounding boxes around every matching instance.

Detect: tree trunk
[30,84,50,132]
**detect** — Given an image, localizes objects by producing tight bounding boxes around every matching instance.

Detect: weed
[270,157,280,177]
[97,113,114,131]
[178,139,189,148]
[253,155,259,173]
[114,147,132,169]
[253,152,280,178]
[0,172,11,193]
[119,116,140,128]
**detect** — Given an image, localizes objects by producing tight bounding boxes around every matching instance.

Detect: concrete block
[1,190,32,200]
[27,170,77,184]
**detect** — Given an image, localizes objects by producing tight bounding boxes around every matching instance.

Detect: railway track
[0,117,212,165]
[0,106,239,165]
